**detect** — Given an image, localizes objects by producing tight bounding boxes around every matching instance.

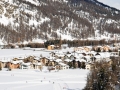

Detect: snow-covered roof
[0,60,9,63]
[66,54,72,57]
[22,62,31,66]
[0,58,11,62]
[59,62,69,66]
[56,54,64,57]
[11,61,22,64]
[34,57,40,60]
[55,59,62,62]
[48,56,55,60]
[64,59,72,62]
[37,63,41,65]
[33,62,41,65]
[79,59,86,62]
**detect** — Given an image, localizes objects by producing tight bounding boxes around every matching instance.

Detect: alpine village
[0,0,120,90]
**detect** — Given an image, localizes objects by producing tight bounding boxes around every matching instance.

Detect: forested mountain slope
[0,0,120,44]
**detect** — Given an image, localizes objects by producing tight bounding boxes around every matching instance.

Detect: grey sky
[98,0,120,10]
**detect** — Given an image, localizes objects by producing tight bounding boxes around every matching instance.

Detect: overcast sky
[98,0,120,10]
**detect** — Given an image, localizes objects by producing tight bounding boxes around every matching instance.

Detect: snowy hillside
[0,0,120,44]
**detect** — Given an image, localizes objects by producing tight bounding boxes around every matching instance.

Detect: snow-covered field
[0,48,89,90]
[0,48,74,59]
[0,68,89,90]
[0,48,49,59]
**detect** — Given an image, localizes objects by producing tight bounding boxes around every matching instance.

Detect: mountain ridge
[0,0,120,44]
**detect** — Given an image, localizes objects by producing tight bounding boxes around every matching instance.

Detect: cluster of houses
[0,44,120,71]
[0,55,70,71]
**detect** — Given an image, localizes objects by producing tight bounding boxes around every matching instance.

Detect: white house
[20,62,31,69]
[58,62,69,70]
[85,63,91,70]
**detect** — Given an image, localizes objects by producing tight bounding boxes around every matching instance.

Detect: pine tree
[84,59,120,90]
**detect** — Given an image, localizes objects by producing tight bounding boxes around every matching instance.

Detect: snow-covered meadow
[0,68,89,90]
[0,48,89,90]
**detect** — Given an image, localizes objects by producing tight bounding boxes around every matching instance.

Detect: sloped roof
[64,59,72,62]
[55,59,62,62]
[59,62,69,66]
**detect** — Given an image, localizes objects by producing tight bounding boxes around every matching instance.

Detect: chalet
[57,63,69,70]
[45,58,56,67]
[87,52,94,57]
[80,57,86,62]
[47,66,56,71]
[93,46,102,52]
[86,63,91,70]
[90,56,96,62]
[63,53,72,60]
[40,57,49,66]
[31,61,40,69]
[69,55,75,60]
[102,45,110,52]
[85,63,94,70]
[74,47,84,52]
[23,56,35,63]
[93,46,98,51]
[47,45,55,50]
[0,60,7,68]
[0,58,11,68]
[73,60,79,68]
[12,58,18,61]
[18,56,25,61]
[32,62,42,69]
[20,60,42,69]
[20,62,31,69]
[7,61,21,70]
[93,45,110,52]
[64,59,71,64]
[83,46,91,52]
[55,54,64,60]
[64,55,69,60]
[49,52,55,57]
